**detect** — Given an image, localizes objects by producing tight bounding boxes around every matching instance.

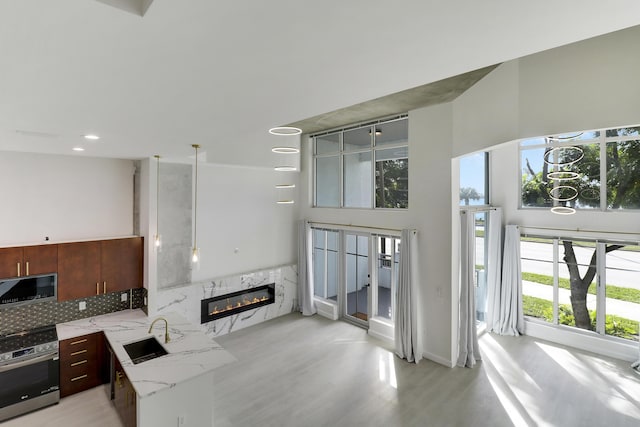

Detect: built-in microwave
[0,274,57,307]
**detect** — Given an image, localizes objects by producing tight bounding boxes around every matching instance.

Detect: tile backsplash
[0,288,146,336]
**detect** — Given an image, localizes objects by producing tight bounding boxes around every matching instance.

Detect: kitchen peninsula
[57,310,237,427]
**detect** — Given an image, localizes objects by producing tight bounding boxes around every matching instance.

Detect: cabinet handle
[70,338,88,345]
[116,371,124,388]
[96,282,99,295]
[71,359,88,367]
[103,281,107,294]
[71,374,88,382]
[70,349,87,356]
[17,262,20,277]
[25,261,29,276]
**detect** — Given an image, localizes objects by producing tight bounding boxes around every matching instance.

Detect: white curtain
[394,229,422,363]
[297,220,316,316]
[497,225,524,335]
[457,211,481,368]
[485,208,503,334]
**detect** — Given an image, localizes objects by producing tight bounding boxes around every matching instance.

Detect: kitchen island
[58,309,237,426]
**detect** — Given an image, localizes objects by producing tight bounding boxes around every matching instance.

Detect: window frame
[312,115,409,210]
[520,231,640,344]
[518,126,640,212]
[459,151,490,207]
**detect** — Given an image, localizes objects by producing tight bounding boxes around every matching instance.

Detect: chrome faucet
[148,317,170,343]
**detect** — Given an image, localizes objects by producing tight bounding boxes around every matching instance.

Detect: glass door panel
[474,212,488,324]
[376,236,399,320]
[345,233,370,324]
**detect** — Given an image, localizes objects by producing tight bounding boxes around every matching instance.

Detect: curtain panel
[297,220,317,316]
[394,229,422,363]
[457,211,481,368]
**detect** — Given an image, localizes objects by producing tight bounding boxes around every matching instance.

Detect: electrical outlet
[79,301,86,311]
[121,293,128,302]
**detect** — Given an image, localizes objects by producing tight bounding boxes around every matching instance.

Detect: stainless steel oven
[0,325,59,422]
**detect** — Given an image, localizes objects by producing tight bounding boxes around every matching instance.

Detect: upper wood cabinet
[57,240,102,301]
[57,237,143,302]
[101,238,143,294]
[0,245,57,279]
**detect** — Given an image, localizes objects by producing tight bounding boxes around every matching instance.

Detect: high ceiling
[2,0,640,166]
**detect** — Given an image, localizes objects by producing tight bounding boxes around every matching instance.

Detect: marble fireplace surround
[157,264,297,338]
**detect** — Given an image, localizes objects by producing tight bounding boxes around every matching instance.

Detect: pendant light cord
[192,145,199,250]
[155,155,160,240]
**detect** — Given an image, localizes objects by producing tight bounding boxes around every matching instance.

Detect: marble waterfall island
[58,310,237,427]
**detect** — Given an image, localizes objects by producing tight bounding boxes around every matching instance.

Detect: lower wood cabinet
[59,332,108,397]
[113,356,137,427]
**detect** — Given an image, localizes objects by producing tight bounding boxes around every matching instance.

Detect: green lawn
[522,271,640,304]
[523,295,639,341]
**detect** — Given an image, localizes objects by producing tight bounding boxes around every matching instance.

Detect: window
[313,116,408,209]
[459,152,489,206]
[520,234,640,342]
[520,126,640,211]
[376,236,400,320]
[312,229,339,301]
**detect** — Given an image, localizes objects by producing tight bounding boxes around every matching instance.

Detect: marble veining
[57,309,237,398]
[157,264,297,338]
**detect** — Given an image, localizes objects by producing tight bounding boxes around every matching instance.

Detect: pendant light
[154,155,162,250]
[191,144,200,263]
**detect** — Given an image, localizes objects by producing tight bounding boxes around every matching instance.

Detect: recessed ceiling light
[275,184,296,189]
[274,166,297,172]
[73,147,85,152]
[276,200,295,204]
[269,127,302,136]
[271,147,300,154]
[84,134,100,140]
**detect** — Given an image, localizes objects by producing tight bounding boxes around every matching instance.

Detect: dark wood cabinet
[0,244,57,279]
[101,237,143,294]
[113,356,137,427]
[57,241,101,301]
[59,332,108,398]
[57,237,143,301]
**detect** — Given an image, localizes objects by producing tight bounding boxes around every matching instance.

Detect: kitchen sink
[123,336,168,365]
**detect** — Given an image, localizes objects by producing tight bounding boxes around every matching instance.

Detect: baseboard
[368,317,394,343]
[423,351,455,368]
[314,298,338,320]
[525,319,638,362]
[368,328,393,344]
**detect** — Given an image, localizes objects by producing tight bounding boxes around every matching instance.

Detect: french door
[313,227,400,329]
[344,232,371,326]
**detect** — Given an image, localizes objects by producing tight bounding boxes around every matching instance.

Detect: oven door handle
[0,352,58,372]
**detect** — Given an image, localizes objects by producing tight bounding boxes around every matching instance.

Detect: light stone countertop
[56,309,237,398]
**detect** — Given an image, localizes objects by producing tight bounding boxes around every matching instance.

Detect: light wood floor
[4,313,640,426]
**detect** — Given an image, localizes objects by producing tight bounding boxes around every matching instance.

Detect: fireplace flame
[210,295,270,315]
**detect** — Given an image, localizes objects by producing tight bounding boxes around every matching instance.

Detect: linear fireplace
[200,283,275,324]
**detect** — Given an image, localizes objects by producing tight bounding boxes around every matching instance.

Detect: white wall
[191,163,299,281]
[0,151,134,246]
[518,26,640,139]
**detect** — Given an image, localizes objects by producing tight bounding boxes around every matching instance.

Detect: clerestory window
[313,116,408,209]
